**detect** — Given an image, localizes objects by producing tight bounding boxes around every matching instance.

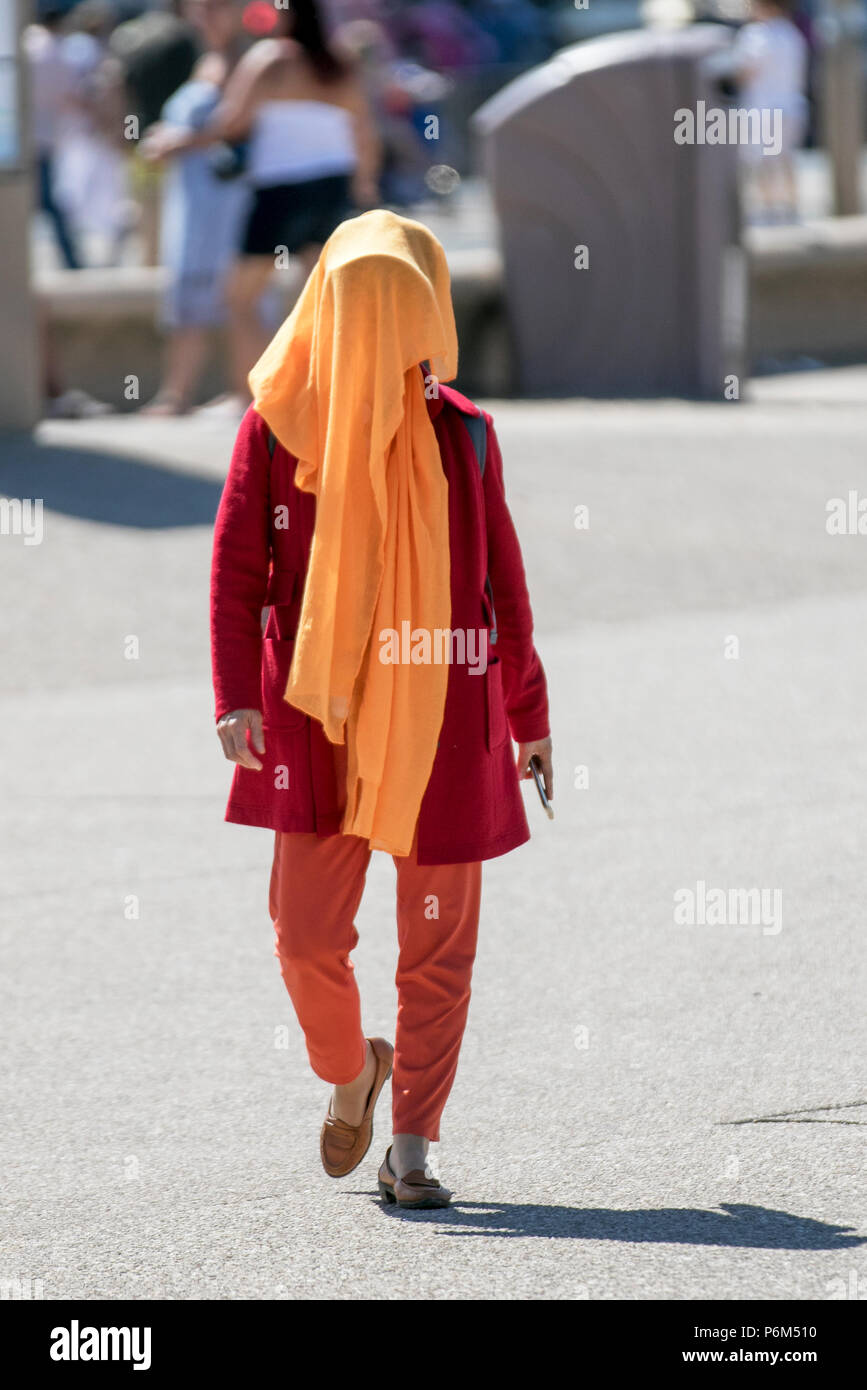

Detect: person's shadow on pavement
[0,437,223,529]
[356,1200,865,1249]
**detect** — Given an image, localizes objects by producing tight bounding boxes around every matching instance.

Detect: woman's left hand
[516,736,553,803]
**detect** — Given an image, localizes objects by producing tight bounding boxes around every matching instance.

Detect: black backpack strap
[461,409,487,477]
[267,430,277,459]
[461,410,497,647]
[484,574,498,647]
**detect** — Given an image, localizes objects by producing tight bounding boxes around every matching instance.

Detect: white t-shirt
[734,17,808,116]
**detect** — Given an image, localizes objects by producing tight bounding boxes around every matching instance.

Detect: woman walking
[143,0,251,414]
[732,0,809,223]
[144,0,381,402]
[210,210,552,1207]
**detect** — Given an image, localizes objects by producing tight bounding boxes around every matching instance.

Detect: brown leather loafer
[377,1144,453,1209]
[320,1037,393,1178]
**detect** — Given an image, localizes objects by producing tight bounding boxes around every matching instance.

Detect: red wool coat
[210,377,550,865]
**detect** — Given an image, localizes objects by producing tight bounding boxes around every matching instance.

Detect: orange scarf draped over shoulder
[248,210,459,857]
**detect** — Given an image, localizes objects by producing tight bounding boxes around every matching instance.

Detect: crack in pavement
[719,1099,867,1126]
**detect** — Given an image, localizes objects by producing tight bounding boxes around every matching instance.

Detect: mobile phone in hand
[529,755,554,820]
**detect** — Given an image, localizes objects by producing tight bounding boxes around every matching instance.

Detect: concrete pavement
[1,376,865,1299]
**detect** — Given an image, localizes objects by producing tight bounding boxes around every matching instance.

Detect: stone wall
[35,220,867,409]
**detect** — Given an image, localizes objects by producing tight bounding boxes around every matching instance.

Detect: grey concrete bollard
[472,25,747,399]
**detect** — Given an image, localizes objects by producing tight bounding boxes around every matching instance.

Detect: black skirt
[241,173,355,257]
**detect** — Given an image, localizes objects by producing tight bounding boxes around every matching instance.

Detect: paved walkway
[1,377,865,1298]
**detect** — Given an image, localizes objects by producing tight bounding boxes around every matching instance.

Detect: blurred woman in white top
[143,0,381,400]
[732,0,809,223]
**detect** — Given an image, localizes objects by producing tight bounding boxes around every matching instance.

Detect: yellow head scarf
[248,209,459,856]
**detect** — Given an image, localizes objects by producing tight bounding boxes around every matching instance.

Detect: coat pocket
[262,638,307,731]
[485,655,509,751]
[263,568,298,641]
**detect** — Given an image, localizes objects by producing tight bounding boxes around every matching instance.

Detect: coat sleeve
[210,407,272,722]
[481,411,550,744]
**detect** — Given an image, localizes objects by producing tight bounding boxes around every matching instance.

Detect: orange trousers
[268,823,482,1142]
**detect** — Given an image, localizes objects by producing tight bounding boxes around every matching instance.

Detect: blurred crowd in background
[26,0,562,271]
[23,0,565,413]
[21,0,862,414]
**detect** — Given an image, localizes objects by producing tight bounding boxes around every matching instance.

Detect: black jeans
[37,154,80,270]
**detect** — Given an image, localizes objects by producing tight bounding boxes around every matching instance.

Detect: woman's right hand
[139,122,190,163]
[217,709,265,770]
